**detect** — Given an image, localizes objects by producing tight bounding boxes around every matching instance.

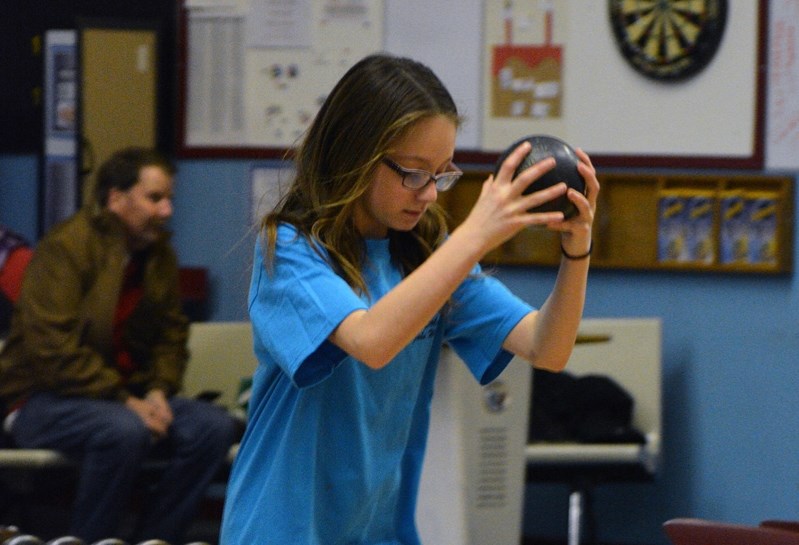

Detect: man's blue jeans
[12,392,237,543]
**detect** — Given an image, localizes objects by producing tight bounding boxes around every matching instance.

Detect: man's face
[107,165,174,250]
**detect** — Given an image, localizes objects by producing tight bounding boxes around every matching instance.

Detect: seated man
[0,148,237,543]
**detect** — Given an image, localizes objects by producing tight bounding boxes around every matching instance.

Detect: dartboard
[608,0,728,81]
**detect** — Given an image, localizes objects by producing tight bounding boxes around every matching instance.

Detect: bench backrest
[181,321,258,412]
[559,317,662,439]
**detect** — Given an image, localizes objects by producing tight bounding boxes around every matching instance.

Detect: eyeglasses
[382,158,462,192]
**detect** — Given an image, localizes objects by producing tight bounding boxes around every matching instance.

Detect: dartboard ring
[608,0,728,82]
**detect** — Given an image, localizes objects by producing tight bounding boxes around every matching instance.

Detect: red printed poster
[491,1,562,119]
[483,0,569,150]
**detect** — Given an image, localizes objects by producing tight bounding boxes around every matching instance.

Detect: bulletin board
[178,0,384,156]
[177,0,768,169]
[766,0,799,170]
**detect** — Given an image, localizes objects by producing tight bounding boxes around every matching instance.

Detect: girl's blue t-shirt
[221,225,533,545]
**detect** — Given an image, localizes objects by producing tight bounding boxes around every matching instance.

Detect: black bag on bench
[529,368,646,444]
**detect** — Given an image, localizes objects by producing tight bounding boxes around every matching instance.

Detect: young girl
[221,53,599,544]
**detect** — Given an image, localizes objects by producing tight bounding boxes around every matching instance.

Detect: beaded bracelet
[561,241,593,260]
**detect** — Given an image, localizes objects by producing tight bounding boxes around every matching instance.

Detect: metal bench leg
[568,489,584,545]
[568,486,598,545]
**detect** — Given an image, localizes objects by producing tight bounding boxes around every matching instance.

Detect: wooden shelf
[439,172,794,274]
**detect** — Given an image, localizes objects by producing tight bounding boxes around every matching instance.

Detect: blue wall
[0,155,40,238]
[2,155,799,544]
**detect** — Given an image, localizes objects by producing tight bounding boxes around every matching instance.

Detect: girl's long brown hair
[262,53,462,297]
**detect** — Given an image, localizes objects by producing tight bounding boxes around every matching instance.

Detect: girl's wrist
[560,240,592,260]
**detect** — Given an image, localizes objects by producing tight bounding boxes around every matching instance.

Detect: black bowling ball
[494,134,585,218]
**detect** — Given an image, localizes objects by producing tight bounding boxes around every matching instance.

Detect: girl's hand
[455,140,576,256]
[544,148,599,257]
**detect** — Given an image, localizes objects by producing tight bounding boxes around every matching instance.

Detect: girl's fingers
[574,147,593,168]
[495,141,532,183]
[514,157,557,197]
[517,182,568,214]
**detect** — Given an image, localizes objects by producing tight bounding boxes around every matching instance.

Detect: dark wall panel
[0,0,176,154]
